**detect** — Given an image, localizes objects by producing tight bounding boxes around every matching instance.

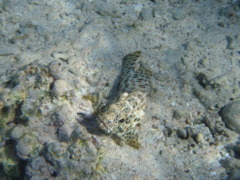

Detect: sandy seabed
[0,0,240,179]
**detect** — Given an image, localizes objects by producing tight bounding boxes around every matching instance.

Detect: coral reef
[0,64,101,179]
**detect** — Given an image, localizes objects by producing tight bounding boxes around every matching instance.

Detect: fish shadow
[77,112,103,136]
[77,71,122,136]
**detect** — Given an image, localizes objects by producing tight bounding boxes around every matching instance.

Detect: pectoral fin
[118,130,141,149]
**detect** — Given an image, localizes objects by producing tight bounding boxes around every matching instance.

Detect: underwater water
[0,0,240,179]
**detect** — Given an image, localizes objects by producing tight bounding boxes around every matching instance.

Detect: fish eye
[119,119,125,123]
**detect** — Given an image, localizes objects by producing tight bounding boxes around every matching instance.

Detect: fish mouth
[99,120,107,129]
[98,118,110,134]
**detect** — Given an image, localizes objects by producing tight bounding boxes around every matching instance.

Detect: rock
[70,125,91,142]
[220,101,240,133]
[224,158,240,170]
[52,79,70,97]
[2,158,20,177]
[217,22,225,27]
[172,7,188,20]
[195,133,205,144]
[163,126,173,137]
[57,125,71,142]
[172,109,185,119]
[46,142,64,159]
[94,1,123,18]
[48,60,65,77]
[25,157,51,178]
[187,137,197,149]
[134,4,143,14]
[16,134,39,160]
[10,124,26,140]
[51,105,73,125]
[226,35,238,50]
[204,115,217,131]
[176,128,188,139]
[185,126,194,138]
[16,140,33,160]
[30,157,46,170]
[229,169,240,180]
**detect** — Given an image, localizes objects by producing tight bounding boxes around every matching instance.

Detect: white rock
[52,79,71,97]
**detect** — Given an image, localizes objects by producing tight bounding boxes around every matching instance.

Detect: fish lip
[100,120,107,128]
[98,118,110,134]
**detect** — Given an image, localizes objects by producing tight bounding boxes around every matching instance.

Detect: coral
[0,63,101,179]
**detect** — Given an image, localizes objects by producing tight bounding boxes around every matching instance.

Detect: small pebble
[220,101,240,133]
[177,128,188,139]
[186,127,194,137]
[172,109,185,119]
[16,139,32,159]
[57,125,71,142]
[48,60,65,77]
[172,7,188,20]
[10,124,26,140]
[195,133,205,144]
[226,36,235,50]
[51,105,73,125]
[52,79,70,97]
[218,22,225,27]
